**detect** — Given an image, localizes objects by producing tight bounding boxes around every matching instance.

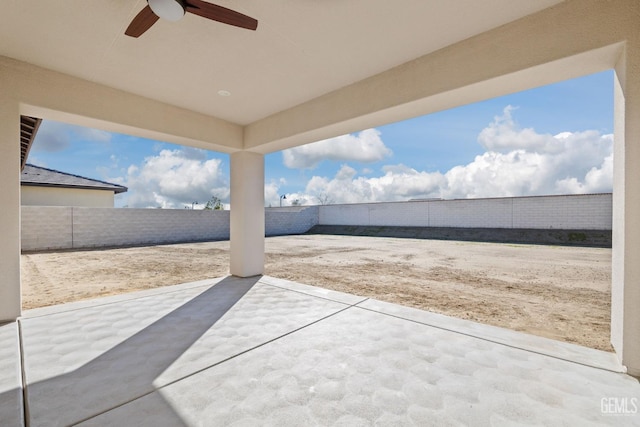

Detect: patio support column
[612,39,640,377]
[0,98,21,321]
[229,151,264,277]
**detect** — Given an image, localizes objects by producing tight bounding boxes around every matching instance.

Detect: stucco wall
[21,186,115,208]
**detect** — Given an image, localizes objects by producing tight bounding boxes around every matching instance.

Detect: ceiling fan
[125,0,258,38]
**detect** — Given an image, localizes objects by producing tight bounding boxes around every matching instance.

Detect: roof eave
[20,182,128,194]
[20,116,42,171]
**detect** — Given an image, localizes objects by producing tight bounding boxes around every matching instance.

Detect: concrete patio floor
[1,276,639,426]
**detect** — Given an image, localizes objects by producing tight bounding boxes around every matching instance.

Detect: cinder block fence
[21,206,319,251]
[21,207,231,251]
[318,193,612,229]
[21,193,611,251]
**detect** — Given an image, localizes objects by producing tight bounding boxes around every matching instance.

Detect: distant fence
[265,206,319,236]
[21,206,319,251]
[318,193,612,230]
[21,207,229,251]
[21,194,611,251]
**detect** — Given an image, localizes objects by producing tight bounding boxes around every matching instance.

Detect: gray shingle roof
[21,164,128,194]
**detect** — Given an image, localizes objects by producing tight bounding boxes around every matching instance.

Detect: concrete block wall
[511,194,612,229]
[21,207,72,251]
[265,206,319,236]
[21,206,319,251]
[318,194,612,230]
[71,208,231,249]
[369,202,429,227]
[429,198,514,228]
[21,207,231,251]
[21,194,612,251]
[317,204,369,226]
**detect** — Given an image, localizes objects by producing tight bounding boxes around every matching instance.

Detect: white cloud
[287,106,613,204]
[303,164,445,204]
[282,128,392,169]
[555,153,613,194]
[264,181,281,207]
[477,105,553,153]
[33,120,112,153]
[442,106,613,198]
[123,148,228,209]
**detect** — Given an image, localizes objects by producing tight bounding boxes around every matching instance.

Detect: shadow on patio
[22,276,260,425]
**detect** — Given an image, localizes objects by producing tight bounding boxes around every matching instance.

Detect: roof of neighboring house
[21,164,128,194]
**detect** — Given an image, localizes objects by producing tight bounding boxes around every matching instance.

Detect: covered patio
[2,276,639,426]
[1,0,640,424]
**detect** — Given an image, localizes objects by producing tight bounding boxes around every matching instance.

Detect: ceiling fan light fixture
[148,0,185,22]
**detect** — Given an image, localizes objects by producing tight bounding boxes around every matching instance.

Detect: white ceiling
[0,0,562,126]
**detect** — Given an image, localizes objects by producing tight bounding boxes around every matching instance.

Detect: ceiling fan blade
[125,5,160,37]
[185,0,258,30]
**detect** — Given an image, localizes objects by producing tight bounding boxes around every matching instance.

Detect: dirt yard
[21,235,612,351]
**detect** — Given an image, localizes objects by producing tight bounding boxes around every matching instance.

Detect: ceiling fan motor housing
[148,0,186,21]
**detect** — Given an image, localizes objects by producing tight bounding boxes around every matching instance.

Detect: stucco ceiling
[0,0,562,126]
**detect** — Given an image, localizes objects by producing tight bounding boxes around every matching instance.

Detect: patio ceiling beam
[243,0,635,154]
[0,56,243,154]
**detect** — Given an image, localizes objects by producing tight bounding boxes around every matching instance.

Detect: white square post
[230,151,265,277]
[0,99,21,321]
[612,40,640,377]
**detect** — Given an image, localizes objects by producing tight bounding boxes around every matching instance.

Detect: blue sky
[28,70,614,209]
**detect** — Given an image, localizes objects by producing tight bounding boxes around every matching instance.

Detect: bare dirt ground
[21,235,612,351]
